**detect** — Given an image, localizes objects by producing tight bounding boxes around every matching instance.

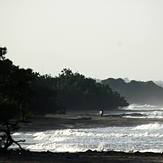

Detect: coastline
[7,112,163,162]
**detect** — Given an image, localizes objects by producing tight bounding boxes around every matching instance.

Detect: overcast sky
[0,0,163,81]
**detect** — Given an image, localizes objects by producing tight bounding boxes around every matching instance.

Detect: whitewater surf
[12,104,163,153]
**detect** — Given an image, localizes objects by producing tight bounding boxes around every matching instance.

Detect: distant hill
[102,78,163,105]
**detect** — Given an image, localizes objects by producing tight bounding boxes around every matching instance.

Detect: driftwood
[0,122,25,151]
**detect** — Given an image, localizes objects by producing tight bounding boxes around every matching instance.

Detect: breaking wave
[123,104,158,110]
[11,104,163,153]
[132,123,163,130]
[12,122,163,153]
[121,104,163,119]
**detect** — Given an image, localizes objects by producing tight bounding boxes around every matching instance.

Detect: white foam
[53,129,73,136]
[125,111,163,119]
[132,123,163,130]
[97,142,108,151]
[12,132,21,136]
[11,127,163,153]
[11,124,161,153]
[140,149,163,153]
[33,132,47,140]
[123,115,146,119]
[147,111,163,119]
[122,104,158,111]
[121,104,163,119]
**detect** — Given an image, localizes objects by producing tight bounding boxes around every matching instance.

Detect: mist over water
[12,104,163,153]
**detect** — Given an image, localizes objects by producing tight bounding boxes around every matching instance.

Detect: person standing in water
[99,109,103,117]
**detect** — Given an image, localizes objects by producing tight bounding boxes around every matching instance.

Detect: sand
[1,150,163,163]
[19,113,163,131]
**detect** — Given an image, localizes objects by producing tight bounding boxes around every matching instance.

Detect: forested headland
[0,47,129,117]
[0,47,128,150]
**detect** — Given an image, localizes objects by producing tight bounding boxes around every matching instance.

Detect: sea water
[12,104,163,153]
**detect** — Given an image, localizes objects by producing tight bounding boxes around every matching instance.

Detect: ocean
[12,104,163,153]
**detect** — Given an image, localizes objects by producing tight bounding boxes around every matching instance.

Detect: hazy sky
[0,0,163,80]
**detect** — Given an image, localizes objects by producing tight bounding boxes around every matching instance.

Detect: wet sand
[19,113,163,131]
[1,150,163,163]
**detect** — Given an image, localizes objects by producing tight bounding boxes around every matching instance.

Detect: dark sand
[19,113,163,131]
[1,150,163,163]
[2,113,163,162]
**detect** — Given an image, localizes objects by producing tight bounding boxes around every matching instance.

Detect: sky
[0,0,163,81]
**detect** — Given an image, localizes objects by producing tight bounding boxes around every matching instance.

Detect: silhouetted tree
[0,47,34,150]
[0,47,7,60]
[28,68,128,114]
[53,68,129,111]
[0,47,129,150]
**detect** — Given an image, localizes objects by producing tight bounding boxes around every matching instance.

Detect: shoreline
[19,114,163,132]
[1,149,163,163]
[8,113,163,162]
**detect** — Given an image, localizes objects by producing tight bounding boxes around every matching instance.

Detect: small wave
[132,123,163,130]
[27,143,87,153]
[123,111,163,119]
[122,112,145,119]
[122,104,158,110]
[146,111,163,119]
[140,149,163,153]
[123,115,146,119]
[12,132,21,136]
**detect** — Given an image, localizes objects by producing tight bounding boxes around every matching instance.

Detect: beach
[2,106,163,162]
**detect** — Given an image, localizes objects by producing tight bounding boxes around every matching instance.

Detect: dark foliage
[29,74,64,115]
[0,47,129,150]
[0,47,34,150]
[28,69,129,115]
[38,68,129,112]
